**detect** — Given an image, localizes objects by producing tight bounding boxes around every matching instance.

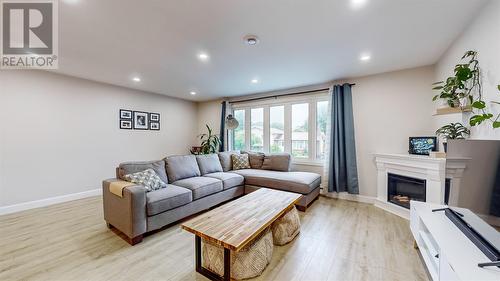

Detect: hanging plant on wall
[432,50,480,108]
[469,84,500,128]
[432,50,500,129]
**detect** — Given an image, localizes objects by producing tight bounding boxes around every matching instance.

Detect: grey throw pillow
[241,151,265,169]
[124,168,167,192]
[261,153,291,172]
[196,154,223,175]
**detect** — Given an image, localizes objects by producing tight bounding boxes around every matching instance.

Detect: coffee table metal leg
[194,235,226,281]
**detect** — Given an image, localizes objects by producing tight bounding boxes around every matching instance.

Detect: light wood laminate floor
[0,196,428,281]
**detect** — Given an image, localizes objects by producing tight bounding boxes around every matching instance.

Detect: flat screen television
[446,139,500,264]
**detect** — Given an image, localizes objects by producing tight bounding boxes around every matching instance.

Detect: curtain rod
[229,84,355,104]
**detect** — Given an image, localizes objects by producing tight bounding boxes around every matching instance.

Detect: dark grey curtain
[328,84,359,194]
[219,101,226,152]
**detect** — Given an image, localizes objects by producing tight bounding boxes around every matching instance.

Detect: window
[269,106,284,153]
[316,101,328,160]
[250,108,264,152]
[231,91,329,163]
[292,103,309,158]
[233,109,245,151]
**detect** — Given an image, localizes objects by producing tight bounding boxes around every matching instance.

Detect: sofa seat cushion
[173,177,223,200]
[146,185,192,216]
[204,172,244,190]
[230,169,321,194]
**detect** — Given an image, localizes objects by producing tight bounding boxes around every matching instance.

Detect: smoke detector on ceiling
[244,35,259,46]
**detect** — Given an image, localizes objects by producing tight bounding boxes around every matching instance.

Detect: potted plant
[432,51,479,108]
[435,123,470,152]
[191,124,221,155]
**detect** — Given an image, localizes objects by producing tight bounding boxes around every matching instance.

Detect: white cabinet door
[439,253,459,281]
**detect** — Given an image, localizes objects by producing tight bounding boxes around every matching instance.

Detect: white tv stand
[410,201,500,280]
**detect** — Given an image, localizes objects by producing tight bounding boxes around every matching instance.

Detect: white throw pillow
[124,168,167,192]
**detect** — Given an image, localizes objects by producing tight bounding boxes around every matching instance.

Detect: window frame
[230,91,329,165]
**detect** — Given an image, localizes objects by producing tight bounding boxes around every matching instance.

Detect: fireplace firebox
[387,173,426,209]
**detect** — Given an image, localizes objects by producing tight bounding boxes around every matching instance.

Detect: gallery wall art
[119,109,160,131]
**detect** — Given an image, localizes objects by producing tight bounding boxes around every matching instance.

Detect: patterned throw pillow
[232,153,251,170]
[124,168,167,192]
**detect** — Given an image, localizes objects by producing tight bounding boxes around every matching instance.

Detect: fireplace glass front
[387,173,426,209]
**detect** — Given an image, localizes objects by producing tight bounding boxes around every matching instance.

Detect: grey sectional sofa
[102,152,321,245]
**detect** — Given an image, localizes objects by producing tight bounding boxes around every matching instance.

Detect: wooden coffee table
[181,188,302,281]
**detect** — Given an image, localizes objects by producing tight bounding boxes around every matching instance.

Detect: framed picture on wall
[120,120,132,129]
[150,122,160,130]
[150,113,160,122]
[120,109,132,119]
[133,111,149,130]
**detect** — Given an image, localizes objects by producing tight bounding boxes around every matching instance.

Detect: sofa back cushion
[196,154,223,175]
[217,151,240,171]
[241,151,265,169]
[118,160,168,184]
[165,155,201,182]
[261,153,291,172]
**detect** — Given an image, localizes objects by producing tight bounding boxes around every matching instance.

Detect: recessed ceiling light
[190,91,197,95]
[198,53,209,61]
[132,77,141,82]
[360,54,371,61]
[251,79,259,84]
[244,35,260,46]
[350,0,368,10]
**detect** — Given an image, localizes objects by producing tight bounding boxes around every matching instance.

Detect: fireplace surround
[374,153,445,219]
[374,153,469,219]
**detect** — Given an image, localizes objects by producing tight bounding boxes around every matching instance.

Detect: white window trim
[230,91,329,165]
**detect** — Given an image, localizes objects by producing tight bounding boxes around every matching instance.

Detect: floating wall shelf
[433,106,472,116]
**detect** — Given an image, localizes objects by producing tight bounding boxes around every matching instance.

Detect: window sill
[291,161,325,167]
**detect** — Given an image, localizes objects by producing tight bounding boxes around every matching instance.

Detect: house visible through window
[270,106,284,153]
[231,91,329,163]
[251,108,264,151]
[292,103,309,158]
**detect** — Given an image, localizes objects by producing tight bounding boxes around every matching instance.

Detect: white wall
[0,71,198,207]
[197,100,223,137]
[195,66,436,198]
[434,0,500,140]
[346,66,436,197]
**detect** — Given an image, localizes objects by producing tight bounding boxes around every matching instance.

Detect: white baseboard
[0,189,102,216]
[321,191,376,204]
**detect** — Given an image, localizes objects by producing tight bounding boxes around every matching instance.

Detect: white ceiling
[55,0,488,101]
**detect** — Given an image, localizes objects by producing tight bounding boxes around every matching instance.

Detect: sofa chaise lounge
[102,152,321,245]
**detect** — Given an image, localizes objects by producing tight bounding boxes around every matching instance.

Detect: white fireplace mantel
[373,153,469,219]
[374,153,445,219]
